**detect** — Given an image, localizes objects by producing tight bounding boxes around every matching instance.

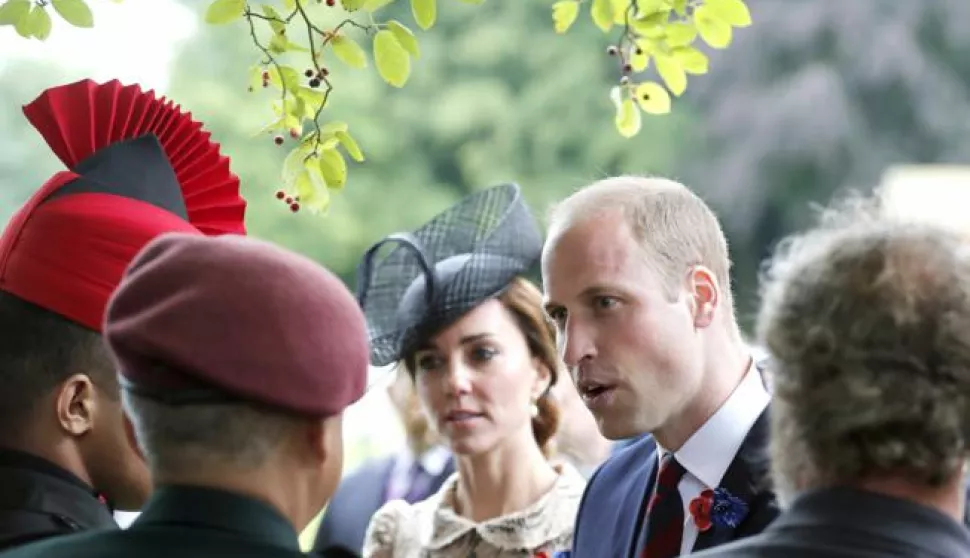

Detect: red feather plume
[22,79,246,236]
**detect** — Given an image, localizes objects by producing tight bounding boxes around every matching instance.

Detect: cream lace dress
[362,464,586,558]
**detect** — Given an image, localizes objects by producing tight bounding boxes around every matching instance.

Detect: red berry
[262,70,270,80]
[285,197,294,204]
[275,190,285,200]
[326,0,335,5]
[274,135,284,146]
[289,128,300,138]
[305,69,314,78]
[623,63,633,73]
[319,68,329,77]
[290,202,300,212]
[309,78,321,88]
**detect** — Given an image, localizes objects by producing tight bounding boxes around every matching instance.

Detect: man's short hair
[547,175,732,302]
[122,392,303,477]
[0,292,115,433]
[758,195,970,500]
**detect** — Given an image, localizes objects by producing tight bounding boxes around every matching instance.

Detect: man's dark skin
[0,292,151,550]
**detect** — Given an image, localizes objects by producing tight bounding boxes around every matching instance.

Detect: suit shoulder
[589,437,656,490]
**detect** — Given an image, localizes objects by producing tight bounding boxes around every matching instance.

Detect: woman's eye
[416,355,441,371]
[471,347,497,362]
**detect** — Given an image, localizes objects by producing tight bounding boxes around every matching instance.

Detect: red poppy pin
[689,488,749,532]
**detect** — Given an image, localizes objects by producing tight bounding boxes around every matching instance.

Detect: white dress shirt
[657,360,771,555]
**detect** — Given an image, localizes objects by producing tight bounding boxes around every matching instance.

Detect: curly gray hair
[758,194,970,505]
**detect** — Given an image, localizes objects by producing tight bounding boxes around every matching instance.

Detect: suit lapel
[691,407,772,553]
[623,450,658,558]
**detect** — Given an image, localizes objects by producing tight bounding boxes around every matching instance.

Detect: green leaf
[204,0,244,25]
[24,5,52,40]
[331,35,368,68]
[51,0,92,27]
[590,0,613,32]
[283,144,312,182]
[261,4,285,35]
[705,0,752,27]
[373,29,411,88]
[630,12,668,38]
[694,5,732,48]
[0,0,30,27]
[387,20,419,58]
[610,87,641,138]
[671,0,688,16]
[610,0,630,24]
[410,0,435,30]
[663,21,696,47]
[551,1,579,34]
[635,0,667,14]
[629,46,650,72]
[336,130,365,162]
[297,88,327,119]
[341,0,367,10]
[634,81,671,115]
[671,46,709,74]
[318,148,348,188]
[282,0,296,9]
[454,0,485,3]
[320,121,350,135]
[362,0,395,10]
[267,65,302,91]
[654,53,686,96]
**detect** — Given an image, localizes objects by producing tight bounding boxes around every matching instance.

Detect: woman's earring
[530,399,539,418]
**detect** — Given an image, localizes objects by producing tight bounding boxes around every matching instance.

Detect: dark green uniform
[0,486,345,558]
[0,449,116,551]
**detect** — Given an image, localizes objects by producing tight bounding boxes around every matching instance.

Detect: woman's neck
[453,428,559,523]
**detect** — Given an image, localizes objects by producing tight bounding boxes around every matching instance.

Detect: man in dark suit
[694,197,970,557]
[542,177,778,557]
[0,79,247,551]
[0,232,371,557]
[313,366,454,554]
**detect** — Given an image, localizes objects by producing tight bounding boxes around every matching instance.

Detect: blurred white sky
[0,0,196,92]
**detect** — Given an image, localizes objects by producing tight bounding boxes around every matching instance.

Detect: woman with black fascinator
[358,184,584,558]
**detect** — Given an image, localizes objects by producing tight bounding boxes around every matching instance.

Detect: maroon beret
[103,232,369,417]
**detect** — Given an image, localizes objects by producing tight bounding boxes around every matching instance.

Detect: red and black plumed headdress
[0,78,247,332]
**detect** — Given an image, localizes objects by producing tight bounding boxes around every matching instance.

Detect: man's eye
[595,296,618,309]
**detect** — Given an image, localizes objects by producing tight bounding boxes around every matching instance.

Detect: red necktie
[641,454,687,558]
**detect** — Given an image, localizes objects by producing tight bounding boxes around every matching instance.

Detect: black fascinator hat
[355,183,543,367]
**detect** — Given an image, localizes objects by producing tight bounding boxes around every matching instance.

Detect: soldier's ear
[55,373,96,437]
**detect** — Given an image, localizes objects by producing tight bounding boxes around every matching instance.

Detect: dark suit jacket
[571,409,778,558]
[0,449,117,551]
[692,486,970,557]
[0,485,349,558]
[312,454,455,554]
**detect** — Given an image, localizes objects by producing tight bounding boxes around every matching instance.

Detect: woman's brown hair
[498,277,561,457]
[402,276,562,457]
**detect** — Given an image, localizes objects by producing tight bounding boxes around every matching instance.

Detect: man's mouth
[577,380,615,406]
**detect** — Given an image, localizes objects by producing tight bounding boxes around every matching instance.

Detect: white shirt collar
[660,359,770,488]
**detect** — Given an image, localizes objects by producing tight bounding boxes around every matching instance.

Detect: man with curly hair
[694,195,970,557]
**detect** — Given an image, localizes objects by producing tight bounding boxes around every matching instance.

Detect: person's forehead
[429,299,516,345]
[543,216,643,299]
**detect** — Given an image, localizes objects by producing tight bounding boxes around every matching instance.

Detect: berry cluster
[275,190,301,213]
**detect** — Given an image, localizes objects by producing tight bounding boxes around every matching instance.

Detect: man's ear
[688,265,720,329]
[55,374,97,437]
